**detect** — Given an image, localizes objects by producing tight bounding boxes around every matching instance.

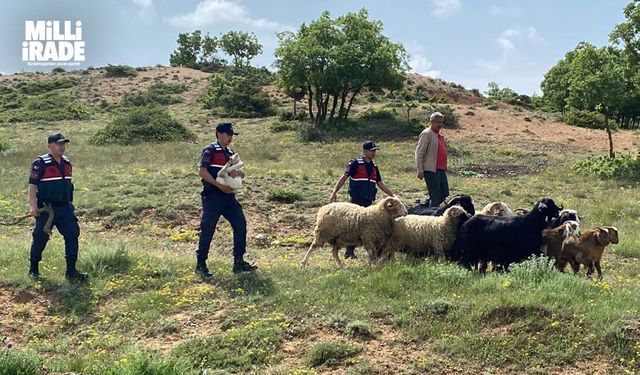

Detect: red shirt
[434,129,448,170]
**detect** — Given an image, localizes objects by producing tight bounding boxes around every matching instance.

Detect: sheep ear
[596,229,609,246]
[537,202,547,211]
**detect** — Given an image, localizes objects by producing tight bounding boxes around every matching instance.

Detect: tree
[169,30,218,68]
[219,31,263,69]
[275,9,407,126]
[610,0,640,60]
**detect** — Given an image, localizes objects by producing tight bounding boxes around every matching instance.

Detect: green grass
[1,94,640,373]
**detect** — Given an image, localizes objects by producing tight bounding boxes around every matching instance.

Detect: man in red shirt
[415,112,450,207]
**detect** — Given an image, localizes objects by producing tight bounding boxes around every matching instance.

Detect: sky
[0,0,632,95]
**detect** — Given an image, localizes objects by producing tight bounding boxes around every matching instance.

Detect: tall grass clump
[78,245,133,276]
[0,349,44,375]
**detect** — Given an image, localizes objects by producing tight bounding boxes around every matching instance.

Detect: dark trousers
[197,192,247,262]
[346,197,373,254]
[30,204,80,267]
[424,169,449,207]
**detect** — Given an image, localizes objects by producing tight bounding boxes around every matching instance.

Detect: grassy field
[1,84,640,374]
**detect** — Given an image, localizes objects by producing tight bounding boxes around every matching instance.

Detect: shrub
[424,104,459,128]
[14,77,79,95]
[296,122,325,142]
[562,108,605,129]
[104,64,138,78]
[99,351,190,375]
[278,110,307,121]
[268,189,304,204]
[270,121,297,132]
[51,67,65,73]
[357,108,396,120]
[305,341,361,367]
[0,350,44,375]
[0,138,9,153]
[90,106,195,145]
[574,153,640,181]
[200,73,275,118]
[346,320,373,339]
[0,90,89,123]
[122,82,187,106]
[509,255,557,285]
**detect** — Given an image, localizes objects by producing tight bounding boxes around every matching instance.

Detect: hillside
[1,67,640,374]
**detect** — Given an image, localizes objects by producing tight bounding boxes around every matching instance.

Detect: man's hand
[229,170,242,178]
[417,171,424,180]
[29,205,40,218]
[329,193,337,203]
[217,184,235,194]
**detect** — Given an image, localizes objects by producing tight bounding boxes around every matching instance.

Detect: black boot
[28,261,40,279]
[233,257,257,274]
[195,260,213,278]
[65,261,88,283]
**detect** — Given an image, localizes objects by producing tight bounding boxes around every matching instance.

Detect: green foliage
[346,320,373,338]
[172,316,284,371]
[90,106,195,145]
[610,0,640,60]
[268,189,304,203]
[357,108,396,120]
[279,110,307,121]
[104,64,138,78]
[98,352,190,375]
[270,121,297,132]
[122,82,187,106]
[52,67,65,73]
[574,153,640,180]
[562,108,606,129]
[169,30,219,69]
[305,341,361,367]
[275,9,407,125]
[14,77,79,95]
[0,138,9,153]
[509,255,558,285]
[296,122,326,142]
[0,88,89,123]
[79,245,133,276]
[219,31,263,68]
[200,73,275,118]
[0,350,43,375]
[424,104,459,128]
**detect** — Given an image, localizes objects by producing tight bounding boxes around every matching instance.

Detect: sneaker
[195,264,213,278]
[65,270,88,283]
[233,260,257,274]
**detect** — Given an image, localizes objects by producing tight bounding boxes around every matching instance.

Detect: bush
[0,350,44,375]
[99,352,190,375]
[268,189,304,204]
[270,121,297,132]
[52,67,65,73]
[104,64,138,78]
[562,108,605,129]
[278,110,307,121]
[90,106,195,145]
[200,73,276,118]
[0,139,9,153]
[305,341,361,367]
[574,153,640,181]
[424,104,459,128]
[357,108,396,120]
[296,122,325,142]
[509,255,557,285]
[0,90,90,123]
[122,82,187,106]
[14,78,79,95]
[346,320,373,338]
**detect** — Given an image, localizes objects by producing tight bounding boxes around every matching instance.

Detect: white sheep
[300,196,408,268]
[385,205,469,259]
[216,154,244,192]
[479,202,513,217]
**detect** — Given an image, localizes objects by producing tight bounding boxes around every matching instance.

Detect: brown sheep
[558,226,619,279]
[541,220,581,260]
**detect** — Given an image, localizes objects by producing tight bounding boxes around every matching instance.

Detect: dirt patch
[0,284,59,344]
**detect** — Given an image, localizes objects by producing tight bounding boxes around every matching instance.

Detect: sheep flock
[302,194,619,279]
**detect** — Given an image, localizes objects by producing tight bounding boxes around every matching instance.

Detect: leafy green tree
[169,30,218,68]
[610,0,640,60]
[219,31,263,69]
[275,9,407,126]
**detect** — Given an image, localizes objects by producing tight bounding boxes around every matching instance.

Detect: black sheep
[407,194,475,216]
